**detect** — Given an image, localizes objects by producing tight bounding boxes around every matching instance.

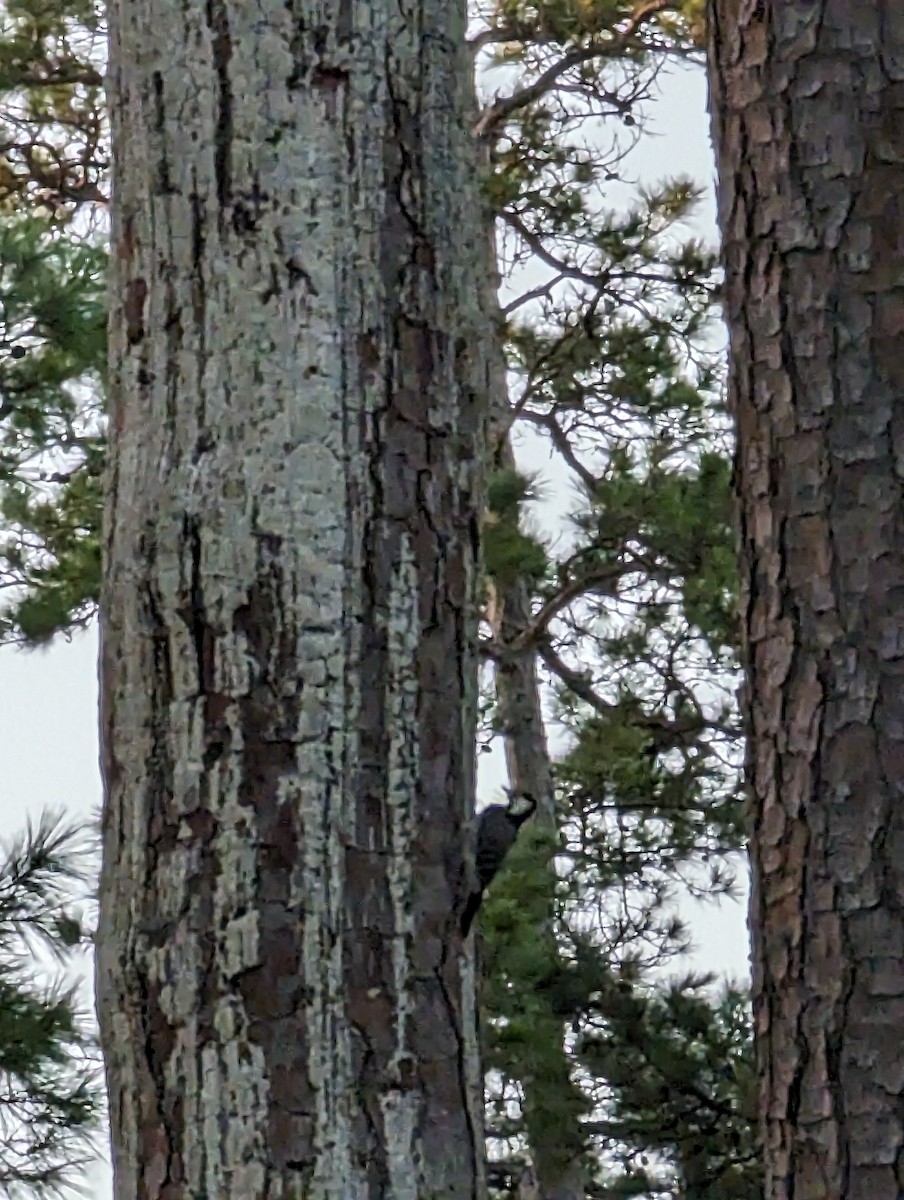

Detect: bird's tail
[460,889,483,937]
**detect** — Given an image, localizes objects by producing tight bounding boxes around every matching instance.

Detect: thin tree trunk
[709,5,904,1199]
[488,449,556,813]
[489,572,588,1200]
[98,3,491,1196]
[482,206,587,1199]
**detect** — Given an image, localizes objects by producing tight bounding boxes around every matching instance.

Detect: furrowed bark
[708,5,904,1198]
[99,3,491,1196]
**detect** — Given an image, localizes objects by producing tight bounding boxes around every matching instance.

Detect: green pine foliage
[485,468,550,585]
[0,813,103,1197]
[0,8,108,1193]
[0,216,106,642]
[0,0,760,1195]
[481,827,596,1187]
[0,0,107,644]
[578,983,757,1198]
[474,0,758,1194]
[0,0,105,213]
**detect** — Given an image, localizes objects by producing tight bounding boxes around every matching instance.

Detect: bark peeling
[99,2,490,1196]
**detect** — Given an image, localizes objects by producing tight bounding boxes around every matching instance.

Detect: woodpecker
[461,791,537,936]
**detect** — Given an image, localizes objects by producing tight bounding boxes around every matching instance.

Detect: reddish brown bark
[708,5,904,1199]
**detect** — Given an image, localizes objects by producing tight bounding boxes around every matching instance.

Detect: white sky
[0,59,748,1199]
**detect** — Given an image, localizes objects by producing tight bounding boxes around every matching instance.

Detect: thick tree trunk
[708,5,904,1199]
[98,4,490,1197]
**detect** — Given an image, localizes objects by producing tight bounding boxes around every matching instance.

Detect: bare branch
[472,0,673,140]
[517,407,599,492]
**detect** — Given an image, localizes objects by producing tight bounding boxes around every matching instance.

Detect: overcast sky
[0,59,747,1198]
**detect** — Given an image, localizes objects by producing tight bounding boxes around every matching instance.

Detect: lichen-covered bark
[98,3,490,1197]
[708,5,904,1199]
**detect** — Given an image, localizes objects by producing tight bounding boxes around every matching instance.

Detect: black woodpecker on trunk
[461,792,537,936]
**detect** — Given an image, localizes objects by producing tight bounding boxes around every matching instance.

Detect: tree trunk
[98,3,491,1196]
[481,204,587,1198]
[485,462,588,1200]
[708,5,904,1199]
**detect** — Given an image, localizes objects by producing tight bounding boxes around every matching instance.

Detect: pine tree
[0,8,106,1194]
[0,813,102,1198]
[0,216,105,642]
[472,0,757,1194]
[0,0,762,1194]
[98,0,490,1191]
[0,0,106,644]
[710,3,904,1196]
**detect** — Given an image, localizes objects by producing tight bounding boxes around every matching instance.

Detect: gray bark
[481,197,586,1199]
[485,504,588,1200]
[709,4,904,1198]
[98,3,491,1197]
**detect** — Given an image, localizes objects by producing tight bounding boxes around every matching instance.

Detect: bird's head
[504,789,538,826]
